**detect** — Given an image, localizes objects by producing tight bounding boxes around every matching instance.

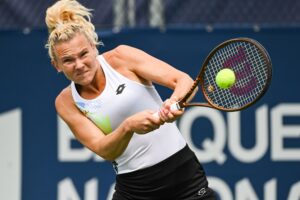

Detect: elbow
[88,140,117,161]
[178,72,194,88]
[99,155,115,161]
[94,147,119,161]
[170,72,192,89]
[99,151,119,161]
[184,73,194,85]
[94,145,121,161]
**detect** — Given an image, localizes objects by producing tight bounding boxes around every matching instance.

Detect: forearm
[96,120,134,161]
[170,73,195,101]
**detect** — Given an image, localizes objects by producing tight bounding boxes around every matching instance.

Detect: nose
[74,58,84,71]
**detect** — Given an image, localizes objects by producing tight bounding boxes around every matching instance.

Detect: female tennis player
[45,0,215,199]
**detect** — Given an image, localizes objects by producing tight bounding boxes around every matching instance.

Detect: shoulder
[55,86,77,121]
[102,45,131,58]
[111,44,139,55]
[102,45,153,85]
[102,45,140,72]
[103,45,146,65]
[55,87,72,107]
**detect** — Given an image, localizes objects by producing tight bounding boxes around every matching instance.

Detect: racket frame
[177,37,272,112]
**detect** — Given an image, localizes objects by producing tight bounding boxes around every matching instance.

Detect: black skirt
[112,145,216,200]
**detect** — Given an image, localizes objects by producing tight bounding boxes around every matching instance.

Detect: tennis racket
[160,37,272,113]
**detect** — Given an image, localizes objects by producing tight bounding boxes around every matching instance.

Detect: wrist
[122,118,134,135]
[170,95,179,102]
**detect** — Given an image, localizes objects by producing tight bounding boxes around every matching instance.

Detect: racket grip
[152,102,180,119]
[170,102,181,111]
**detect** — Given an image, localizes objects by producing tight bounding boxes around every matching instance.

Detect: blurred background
[0,0,300,200]
[1,0,300,29]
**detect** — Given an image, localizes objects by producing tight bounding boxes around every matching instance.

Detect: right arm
[55,88,162,161]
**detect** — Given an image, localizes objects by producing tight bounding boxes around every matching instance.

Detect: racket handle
[152,102,181,119]
[170,102,181,111]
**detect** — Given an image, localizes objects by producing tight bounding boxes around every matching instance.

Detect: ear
[51,60,62,73]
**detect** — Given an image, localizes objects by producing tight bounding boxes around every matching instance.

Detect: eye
[80,51,88,57]
[63,58,72,63]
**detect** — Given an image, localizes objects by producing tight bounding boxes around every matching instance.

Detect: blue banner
[0,28,299,200]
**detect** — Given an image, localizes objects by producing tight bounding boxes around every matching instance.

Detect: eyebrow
[60,55,73,61]
[60,48,89,60]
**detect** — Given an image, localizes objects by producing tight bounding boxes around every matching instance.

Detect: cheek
[61,70,73,80]
[59,65,75,78]
[85,57,98,70]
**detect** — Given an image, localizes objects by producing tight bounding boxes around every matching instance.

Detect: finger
[160,108,170,120]
[149,110,165,125]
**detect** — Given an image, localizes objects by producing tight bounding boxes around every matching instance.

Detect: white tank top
[71,55,186,174]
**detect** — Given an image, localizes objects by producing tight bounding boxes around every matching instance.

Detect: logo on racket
[223,47,257,96]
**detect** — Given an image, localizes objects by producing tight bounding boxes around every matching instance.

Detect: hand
[126,110,164,134]
[158,96,184,123]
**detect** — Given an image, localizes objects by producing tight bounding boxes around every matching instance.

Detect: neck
[76,64,106,99]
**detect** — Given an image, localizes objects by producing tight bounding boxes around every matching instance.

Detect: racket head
[197,38,272,111]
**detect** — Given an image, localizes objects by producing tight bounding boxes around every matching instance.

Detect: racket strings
[203,41,270,110]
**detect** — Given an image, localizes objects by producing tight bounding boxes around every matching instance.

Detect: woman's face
[53,33,99,86]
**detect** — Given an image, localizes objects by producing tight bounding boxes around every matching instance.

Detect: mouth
[76,70,88,78]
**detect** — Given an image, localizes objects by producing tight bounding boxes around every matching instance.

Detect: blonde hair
[45,0,101,60]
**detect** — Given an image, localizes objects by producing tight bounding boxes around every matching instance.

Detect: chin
[73,77,90,85]
[74,73,93,85]
[79,79,93,86]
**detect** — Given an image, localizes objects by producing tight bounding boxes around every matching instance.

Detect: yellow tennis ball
[215,68,236,89]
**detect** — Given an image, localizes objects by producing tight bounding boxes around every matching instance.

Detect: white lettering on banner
[58,117,105,162]
[271,104,300,161]
[228,105,268,163]
[178,104,300,163]
[207,177,233,200]
[265,179,277,200]
[85,179,98,200]
[208,177,300,200]
[179,107,227,164]
[235,179,259,200]
[0,109,22,200]
[58,178,98,200]
[58,178,80,200]
[106,183,116,200]
[55,176,299,199]
[288,181,300,200]
[57,103,300,163]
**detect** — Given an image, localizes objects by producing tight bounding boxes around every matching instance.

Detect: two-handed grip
[152,102,181,119]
